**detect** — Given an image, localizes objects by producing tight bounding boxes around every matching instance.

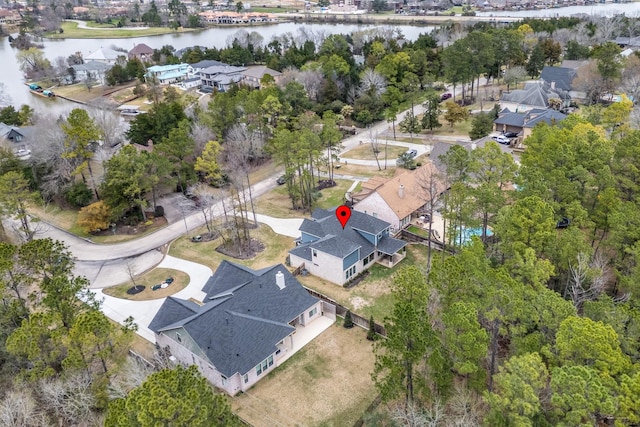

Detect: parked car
[492,135,511,145]
[405,149,418,158]
[276,175,287,185]
[440,92,452,101]
[556,217,571,229]
[503,132,519,138]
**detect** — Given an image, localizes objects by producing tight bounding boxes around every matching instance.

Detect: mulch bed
[126,285,146,295]
[216,238,265,259]
[316,180,337,191]
[343,270,371,289]
[91,216,167,236]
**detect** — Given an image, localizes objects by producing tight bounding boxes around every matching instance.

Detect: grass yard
[407,225,429,238]
[298,244,426,322]
[51,81,137,104]
[231,322,378,427]
[254,179,353,218]
[169,224,294,271]
[102,268,189,300]
[334,162,397,178]
[342,144,407,161]
[48,21,198,38]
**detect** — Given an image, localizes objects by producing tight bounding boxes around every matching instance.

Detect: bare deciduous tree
[39,372,98,426]
[87,99,127,149]
[415,163,446,270]
[0,387,46,427]
[568,252,606,312]
[359,68,387,98]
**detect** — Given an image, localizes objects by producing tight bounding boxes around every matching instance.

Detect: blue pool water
[460,227,493,245]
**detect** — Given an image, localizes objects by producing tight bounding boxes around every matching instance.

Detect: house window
[244,374,249,384]
[369,253,374,262]
[309,307,317,318]
[176,332,182,343]
[268,355,273,367]
[256,364,262,375]
[312,249,317,257]
[221,375,227,386]
[363,257,369,266]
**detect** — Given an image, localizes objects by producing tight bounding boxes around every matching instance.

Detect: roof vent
[398,184,405,199]
[276,271,285,290]
[471,142,477,150]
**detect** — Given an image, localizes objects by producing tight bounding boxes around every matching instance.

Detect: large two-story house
[149,261,334,396]
[289,208,407,286]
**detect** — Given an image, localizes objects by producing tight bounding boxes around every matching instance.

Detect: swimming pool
[459,227,493,245]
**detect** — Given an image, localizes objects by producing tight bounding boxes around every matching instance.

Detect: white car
[492,135,511,145]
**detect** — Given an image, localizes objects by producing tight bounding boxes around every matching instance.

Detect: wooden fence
[291,262,306,277]
[304,286,387,337]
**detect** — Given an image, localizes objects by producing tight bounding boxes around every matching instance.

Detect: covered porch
[375,238,407,268]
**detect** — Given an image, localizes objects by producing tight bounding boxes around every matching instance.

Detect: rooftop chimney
[276,271,285,290]
[471,142,477,150]
[398,184,405,199]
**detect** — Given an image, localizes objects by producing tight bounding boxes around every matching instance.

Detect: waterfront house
[289,208,407,286]
[70,61,113,86]
[145,63,191,85]
[199,65,246,92]
[85,47,123,65]
[128,43,154,63]
[149,261,334,396]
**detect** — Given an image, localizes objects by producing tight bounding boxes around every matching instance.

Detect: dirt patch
[216,238,265,259]
[231,323,377,426]
[351,296,370,311]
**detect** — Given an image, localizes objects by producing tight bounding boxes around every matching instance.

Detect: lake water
[0,22,435,114]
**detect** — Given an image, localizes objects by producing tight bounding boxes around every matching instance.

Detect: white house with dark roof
[199,65,246,92]
[289,207,407,286]
[0,122,32,157]
[149,261,334,396]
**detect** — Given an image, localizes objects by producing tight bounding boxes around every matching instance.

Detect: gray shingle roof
[494,112,526,127]
[190,59,227,69]
[501,82,558,108]
[540,66,576,92]
[148,297,200,333]
[523,109,567,128]
[291,208,402,260]
[151,261,319,377]
[377,236,407,255]
[71,61,113,72]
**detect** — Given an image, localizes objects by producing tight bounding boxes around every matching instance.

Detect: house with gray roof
[494,108,567,140]
[0,122,32,157]
[500,81,565,113]
[199,65,246,92]
[289,207,407,286]
[149,261,334,396]
[70,61,113,86]
[85,47,122,65]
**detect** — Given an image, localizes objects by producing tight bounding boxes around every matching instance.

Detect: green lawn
[255,179,353,218]
[407,225,429,238]
[343,144,407,161]
[298,244,426,322]
[48,21,199,39]
[169,223,294,272]
[102,268,189,300]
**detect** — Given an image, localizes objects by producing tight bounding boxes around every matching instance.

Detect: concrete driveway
[94,255,211,342]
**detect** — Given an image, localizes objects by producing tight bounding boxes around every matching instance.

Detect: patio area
[412,213,446,243]
[278,314,335,365]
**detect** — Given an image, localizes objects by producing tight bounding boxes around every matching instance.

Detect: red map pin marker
[336,205,351,229]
